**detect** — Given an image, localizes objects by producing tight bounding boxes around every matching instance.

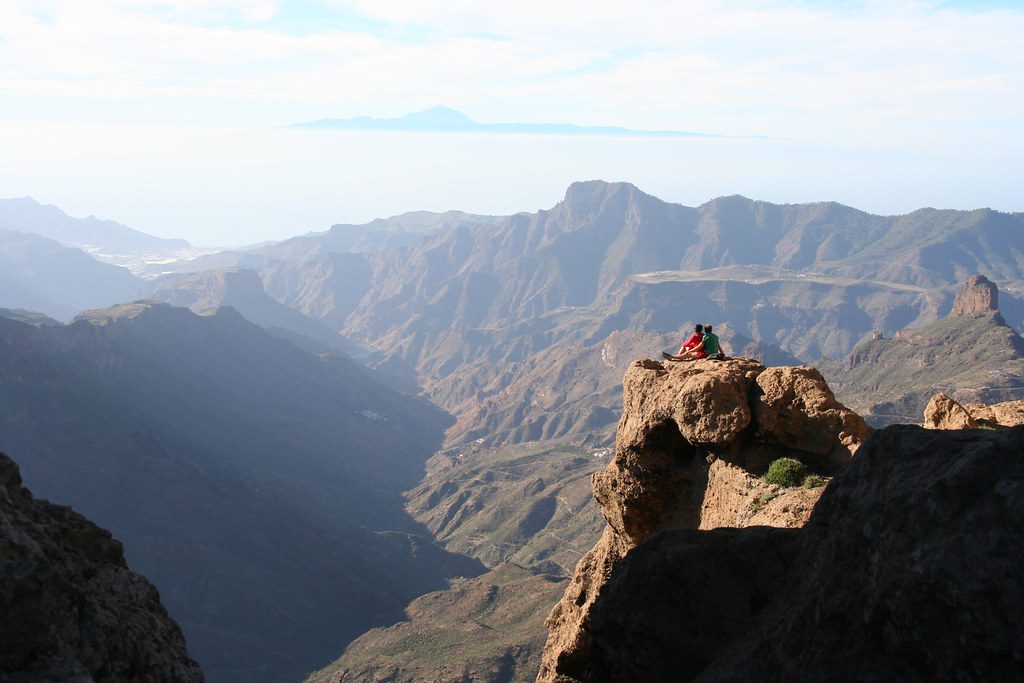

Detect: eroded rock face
[754,366,869,468]
[950,274,999,316]
[0,453,203,682]
[582,426,1024,681]
[538,358,867,682]
[924,392,1024,428]
[699,459,824,530]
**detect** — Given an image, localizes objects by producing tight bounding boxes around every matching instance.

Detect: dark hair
[704,324,713,333]
[694,324,703,333]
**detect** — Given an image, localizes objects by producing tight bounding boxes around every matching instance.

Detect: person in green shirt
[674,323,723,360]
[701,324,722,357]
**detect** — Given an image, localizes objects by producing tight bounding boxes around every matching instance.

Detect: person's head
[704,324,713,334]
[694,324,703,334]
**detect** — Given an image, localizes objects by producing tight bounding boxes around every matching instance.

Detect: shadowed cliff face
[538,357,867,681]
[0,452,203,682]
[585,426,1024,682]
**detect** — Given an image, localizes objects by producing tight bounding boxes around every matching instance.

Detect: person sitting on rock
[663,324,703,361]
[672,323,724,361]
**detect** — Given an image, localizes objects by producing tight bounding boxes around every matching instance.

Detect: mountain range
[3,181,1024,680]
[0,228,142,320]
[0,197,195,271]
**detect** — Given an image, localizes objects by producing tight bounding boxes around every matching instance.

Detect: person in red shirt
[663,324,704,361]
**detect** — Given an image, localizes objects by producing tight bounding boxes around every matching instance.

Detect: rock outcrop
[950,273,999,316]
[924,392,1024,429]
[0,453,203,682]
[828,274,1024,425]
[922,392,978,429]
[584,425,1024,681]
[538,358,868,681]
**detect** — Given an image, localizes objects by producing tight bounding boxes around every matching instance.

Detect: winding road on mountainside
[631,265,932,292]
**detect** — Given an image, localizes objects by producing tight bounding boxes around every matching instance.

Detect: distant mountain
[143,267,362,355]
[341,182,1023,370]
[305,181,1021,449]
[824,275,1024,425]
[0,302,484,682]
[0,228,142,320]
[0,307,62,327]
[290,105,730,138]
[138,181,1024,448]
[0,197,194,271]
[138,209,502,282]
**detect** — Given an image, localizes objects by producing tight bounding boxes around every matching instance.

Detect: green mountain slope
[308,564,566,683]
[406,441,606,575]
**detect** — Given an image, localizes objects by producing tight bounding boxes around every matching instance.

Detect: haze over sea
[1,121,1018,247]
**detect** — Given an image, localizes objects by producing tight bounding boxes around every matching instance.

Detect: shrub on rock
[764,458,808,487]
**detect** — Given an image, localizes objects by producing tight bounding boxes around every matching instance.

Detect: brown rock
[0,453,204,682]
[699,459,823,529]
[949,274,999,316]
[992,400,1024,426]
[923,392,977,429]
[537,358,867,682]
[927,395,1024,428]
[754,365,870,468]
[963,401,998,424]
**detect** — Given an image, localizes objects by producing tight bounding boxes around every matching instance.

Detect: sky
[1,0,1022,245]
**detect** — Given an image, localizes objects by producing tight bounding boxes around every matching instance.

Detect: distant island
[288,105,746,138]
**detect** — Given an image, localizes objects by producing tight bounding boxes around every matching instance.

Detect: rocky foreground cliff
[539,357,1024,681]
[539,357,868,680]
[0,452,203,682]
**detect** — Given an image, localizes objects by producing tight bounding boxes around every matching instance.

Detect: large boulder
[923,392,978,429]
[924,392,1024,429]
[0,453,203,682]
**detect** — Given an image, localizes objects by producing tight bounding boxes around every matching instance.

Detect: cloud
[0,0,1021,153]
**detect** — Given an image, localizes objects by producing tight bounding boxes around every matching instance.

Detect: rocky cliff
[950,273,999,316]
[538,358,868,680]
[0,452,203,682]
[539,355,1024,681]
[584,425,1024,681]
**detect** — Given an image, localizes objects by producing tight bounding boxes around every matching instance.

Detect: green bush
[764,458,808,488]
[803,474,826,489]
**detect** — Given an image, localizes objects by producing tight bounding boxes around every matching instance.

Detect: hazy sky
[1,0,1021,245]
